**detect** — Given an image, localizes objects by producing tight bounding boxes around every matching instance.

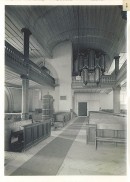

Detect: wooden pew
[5,119,33,151]
[87,111,126,143]
[22,120,51,151]
[86,123,126,149]
[5,119,51,151]
[95,123,126,149]
[53,112,71,129]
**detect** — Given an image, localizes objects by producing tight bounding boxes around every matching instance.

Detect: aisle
[57,118,126,175]
[11,117,86,176]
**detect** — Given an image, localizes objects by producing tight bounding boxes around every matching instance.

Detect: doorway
[78,102,87,116]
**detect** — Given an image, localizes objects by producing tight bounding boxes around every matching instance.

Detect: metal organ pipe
[88,50,95,70]
[83,54,89,68]
[100,54,105,74]
[73,48,105,84]
[82,68,89,85]
[95,55,100,67]
[95,66,100,84]
[74,57,79,75]
[78,53,84,73]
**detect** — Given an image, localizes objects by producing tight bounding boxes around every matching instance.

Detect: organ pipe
[78,53,84,72]
[83,55,89,68]
[95,66,100,83]
[95,56,100,67]
[73,49,105,84]
[100,54,105,73]
[82,68,89,85]
[88,50,95,70]
[74,57,79,75]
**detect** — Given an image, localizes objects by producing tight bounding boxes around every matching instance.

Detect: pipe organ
[73,49,106,85]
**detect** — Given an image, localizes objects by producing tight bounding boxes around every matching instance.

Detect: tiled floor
[57,120,126,175]
[4,116,126,176]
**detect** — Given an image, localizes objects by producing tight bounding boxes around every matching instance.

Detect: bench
[5,113,21,121]
[5,119,52,152]
[86,123,126,150]
[5,119,33,151]
[53,112,71,129]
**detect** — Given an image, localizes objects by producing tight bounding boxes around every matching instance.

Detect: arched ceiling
[5,5,126,84]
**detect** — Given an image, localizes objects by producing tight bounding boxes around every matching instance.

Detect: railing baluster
[5,41,55,85]
[72,74,116,88]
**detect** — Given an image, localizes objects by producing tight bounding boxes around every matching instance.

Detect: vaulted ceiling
[5,5,127,89]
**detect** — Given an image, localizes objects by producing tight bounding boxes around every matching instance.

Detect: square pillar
[21,28,31,120]
[21,75,29,120]
[113,86,121,113]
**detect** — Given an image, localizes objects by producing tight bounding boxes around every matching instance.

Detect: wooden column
[21,28,31,120]
[21,75,29,120]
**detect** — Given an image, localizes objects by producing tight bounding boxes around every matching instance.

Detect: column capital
[20,74,29,79]
[21,28,32,36]
[112,85,121,91]
[114,56,120,60]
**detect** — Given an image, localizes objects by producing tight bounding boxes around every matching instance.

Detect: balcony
[72,75,116,89]
[5,41,55,87]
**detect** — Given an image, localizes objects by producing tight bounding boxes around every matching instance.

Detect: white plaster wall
[100,92,113,110]
[46,41,73,112]
[74,93,99,115]
[74,92,113,115]
[120,89,127,110]
[9,88,22,112]
[29,89,42,111]
[4,88,43,112]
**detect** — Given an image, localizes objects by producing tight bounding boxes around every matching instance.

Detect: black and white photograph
[3,0,128,179]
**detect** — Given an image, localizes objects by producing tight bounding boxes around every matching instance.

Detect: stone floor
[57,119,126,175]
[4,116,126,176]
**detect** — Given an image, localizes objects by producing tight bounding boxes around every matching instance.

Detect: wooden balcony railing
[5,41,55,86]
[72,74,116,88]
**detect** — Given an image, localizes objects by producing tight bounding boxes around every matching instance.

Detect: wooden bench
[96,123,126,149]
[53,112,71,129]
[5,119,33,151]
[86,123,126,150]
[5,119,51,152]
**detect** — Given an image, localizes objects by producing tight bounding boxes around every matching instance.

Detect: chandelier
[74,6,105,85]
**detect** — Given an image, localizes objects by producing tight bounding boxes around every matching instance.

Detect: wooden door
[78,102,87,116]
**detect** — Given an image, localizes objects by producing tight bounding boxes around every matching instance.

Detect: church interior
[4,5,127,176]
